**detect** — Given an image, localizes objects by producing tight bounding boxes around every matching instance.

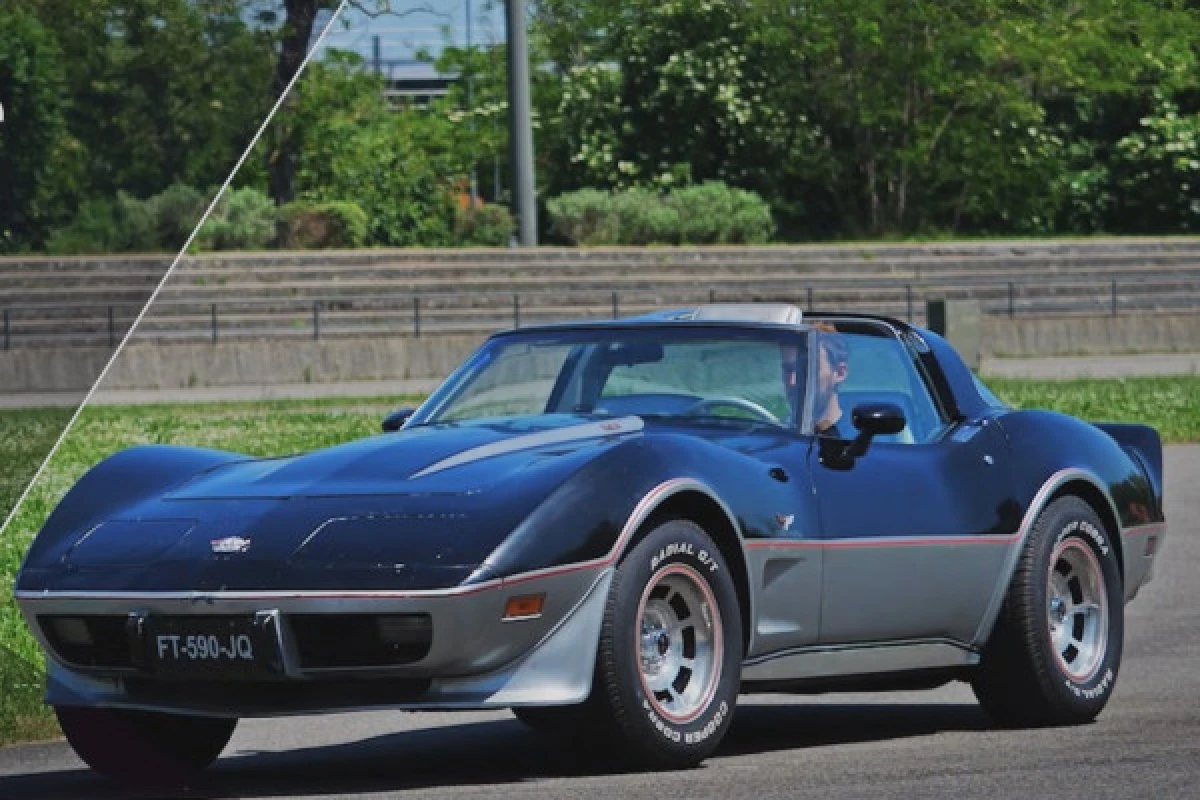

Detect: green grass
[987,376,1200,443]
[0,376,1197,743]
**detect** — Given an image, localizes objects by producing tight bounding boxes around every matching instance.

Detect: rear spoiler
[1095,423,1164,516]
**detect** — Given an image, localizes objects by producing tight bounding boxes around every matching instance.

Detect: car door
[807,322,1019,646]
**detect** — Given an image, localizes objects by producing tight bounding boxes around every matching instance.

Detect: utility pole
[465,0,478,208]
[505,0,537,245]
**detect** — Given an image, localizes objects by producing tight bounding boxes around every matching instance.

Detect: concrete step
[8,273,1199,323]
[159,253,1200,286]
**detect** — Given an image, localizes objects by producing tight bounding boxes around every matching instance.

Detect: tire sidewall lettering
[1044,510,1121,702]
[1065,667,1114,700]
[1055,518,1109,557]
[650,541,720,574]
[641,698,730,746]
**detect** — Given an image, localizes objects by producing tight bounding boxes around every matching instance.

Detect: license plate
[148,616,276,679]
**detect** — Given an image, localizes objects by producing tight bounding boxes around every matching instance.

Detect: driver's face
[816,342,847,405]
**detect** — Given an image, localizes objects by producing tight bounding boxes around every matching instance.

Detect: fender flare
[971,467,1122,648]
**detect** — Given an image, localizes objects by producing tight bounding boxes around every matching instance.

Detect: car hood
[19,416,645,592]
[167,415,645,500]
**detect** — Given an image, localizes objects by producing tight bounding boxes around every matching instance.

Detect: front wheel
[591,518,743,768]
[56,706,237,787]
[972,495,1124,727]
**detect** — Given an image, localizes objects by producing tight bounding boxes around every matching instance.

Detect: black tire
[972,495,1124,727]
[591,518,743,768]
[56,706,236,787]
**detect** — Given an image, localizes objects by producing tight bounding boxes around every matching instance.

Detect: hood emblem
[774,513,795,532]
[211,536,252,554]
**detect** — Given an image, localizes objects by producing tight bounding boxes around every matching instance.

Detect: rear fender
[1094,423,1164,519]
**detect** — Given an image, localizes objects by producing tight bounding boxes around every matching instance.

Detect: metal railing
[2,276,1199,350]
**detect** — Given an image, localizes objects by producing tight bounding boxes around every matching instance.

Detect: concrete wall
[983,313,1200,358]
[6,313,1200,393]
[0,335,484,393]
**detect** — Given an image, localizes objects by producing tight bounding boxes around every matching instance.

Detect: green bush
[668,182,775,244]
[280,201,369,248]
[454,204,514,246]
[611,188,682,245]
[44,191,159,254]
[196,187,275,251]
[726,187,776,244]
[43,184,211,254]
[547,183,773,246]
[43,199,121,254]
[547,189,617,245]
[150,184,209,251]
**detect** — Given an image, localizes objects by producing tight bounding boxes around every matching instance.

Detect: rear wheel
[972,496,1123,727]
[590,518,743,768]
[56,706,236,787]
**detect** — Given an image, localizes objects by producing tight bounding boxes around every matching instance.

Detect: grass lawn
[1,375,1198,743]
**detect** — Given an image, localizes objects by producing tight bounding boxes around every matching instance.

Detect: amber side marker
[503,594,545,620]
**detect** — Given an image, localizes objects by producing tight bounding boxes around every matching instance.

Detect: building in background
[318,1,504,106]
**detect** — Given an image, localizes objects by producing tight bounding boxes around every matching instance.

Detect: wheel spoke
[1046,536,1109,682]
[637,563,723,723]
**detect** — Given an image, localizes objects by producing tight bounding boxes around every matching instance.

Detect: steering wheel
[681,396,781,425]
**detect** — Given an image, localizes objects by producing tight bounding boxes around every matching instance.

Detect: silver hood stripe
[409,416,644,479]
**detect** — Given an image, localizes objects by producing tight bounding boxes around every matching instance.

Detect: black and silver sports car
[15,304,1166,783]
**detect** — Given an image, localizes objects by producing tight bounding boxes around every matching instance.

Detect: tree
[0,7,79,251]
[26,0,275,200]
[547,1,799,198]
[254,50,477,245]
[262,1,445,205]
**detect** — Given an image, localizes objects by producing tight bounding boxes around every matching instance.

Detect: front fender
[467,434,803,584]
[17,445,246,578]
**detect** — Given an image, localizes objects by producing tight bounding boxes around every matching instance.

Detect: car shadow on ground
[0,702,991,799]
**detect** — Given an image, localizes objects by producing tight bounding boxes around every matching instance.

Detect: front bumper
[16,566,612,717]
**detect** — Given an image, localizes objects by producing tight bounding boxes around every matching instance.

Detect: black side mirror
[382,408,416,432]
[852,402,907,437]
[844,402,906,458]
[820,402,906,468]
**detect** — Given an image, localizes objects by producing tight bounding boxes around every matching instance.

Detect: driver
[811,322,854,438]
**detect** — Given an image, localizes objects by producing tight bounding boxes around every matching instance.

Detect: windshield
[413,326,807,428]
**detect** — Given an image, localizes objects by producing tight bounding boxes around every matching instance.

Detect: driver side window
[828,329,947,444]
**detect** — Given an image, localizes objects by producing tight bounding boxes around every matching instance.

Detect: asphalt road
[3,448,1199,800]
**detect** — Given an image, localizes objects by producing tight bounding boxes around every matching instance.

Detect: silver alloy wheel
[635,563,722,724]
[1047,538,1109,682]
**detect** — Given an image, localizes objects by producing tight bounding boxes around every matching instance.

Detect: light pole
[465,0,478,208]
[505,0,537,245]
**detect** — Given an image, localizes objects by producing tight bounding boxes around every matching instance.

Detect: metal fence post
[1008,282,1015,318]
[513,294,521,328]
[612,291,618,319]
[709,288,716,303]
[108,306,116,348]
[906,285,913,322]
[1111,280,1118,316]
[313,301,321,340]
[807,286,813,310]
[413,297,420,338]
[3,309,9,351]
[211,303,218,344]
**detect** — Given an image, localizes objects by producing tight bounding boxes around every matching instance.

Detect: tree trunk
[267,0,321,206]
